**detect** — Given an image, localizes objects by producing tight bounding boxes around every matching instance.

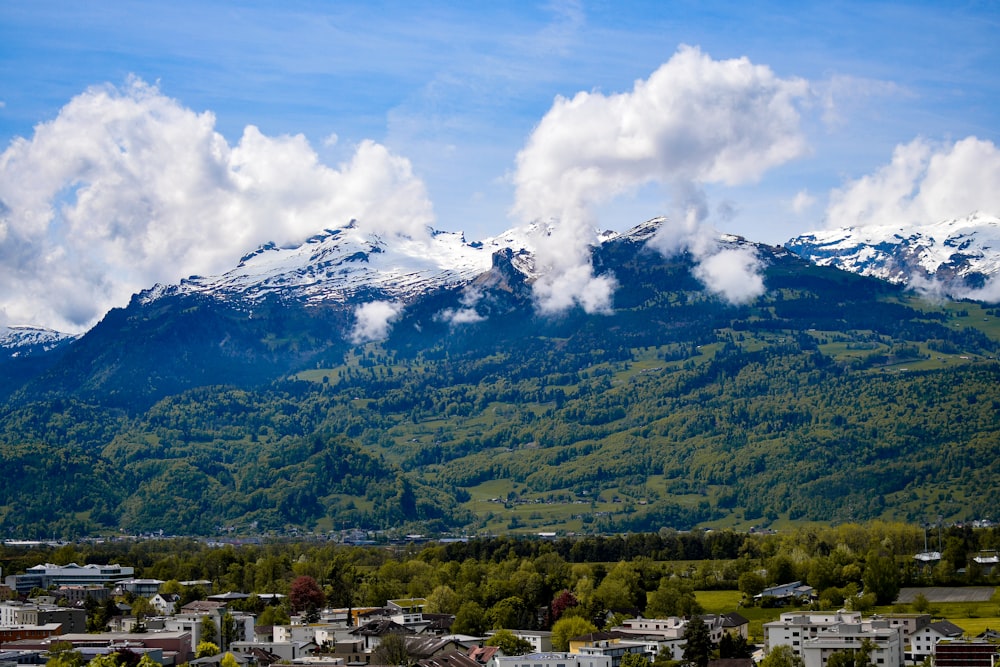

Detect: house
[348,618,408,652]
[486,630,552,653]
[755,582,815,606]
[908,620,965,663]
[878,614,930,644]
[496,652,611,667]
[230,640,317,663]
[405,637,470,661]
[468,645,500,666]
[613,617,694,662]
[971,553,999,575]
[152,593,181,616]
[415,651,482,667]
[720,612,750,640]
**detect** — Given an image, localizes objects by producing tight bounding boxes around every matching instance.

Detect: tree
[682,616,714,667]
[136,656,162,667]
[424,585,461,615]
[485,596,527,630]
[220,653,239,667]
[373,632,410,666]
[912,593,931,613]
[550,589,579,624]
[621,653,652,667]
[486,629,533,656]
[646,579,702,618]
[825,639,876,667]
[200,615,218,645]
[290,575,326,622]
[452,601,487,636]
[862,554,900,605]
[738,571,766,599]
[758,646,804,667]
[552,616,597,651]
[718,634,752,660]
[87,655,121,667]
[46,642,84,667]
[258,605,291,626]
[130,597,156,621]
[221,612,237,650]
[195,642,220,659]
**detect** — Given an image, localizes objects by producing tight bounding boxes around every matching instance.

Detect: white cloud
[691,245,766,305]
[436,287,487,325]
[0,78,434,332]
[792,190,816,214]
[826,136,1000,229]
[437,307,486,325]
[647,209,766,304]
[512,45,808,314]
[350,300,403,344]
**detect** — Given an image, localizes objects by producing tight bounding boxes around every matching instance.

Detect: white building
[908,620,964,663]
[4,563,135,594]
[497,653,612,667]
[800,621,904,667]
[765,612,863,654]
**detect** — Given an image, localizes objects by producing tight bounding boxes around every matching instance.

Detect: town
[1,530,997,667]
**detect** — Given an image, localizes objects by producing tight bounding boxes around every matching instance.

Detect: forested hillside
[0,242,998,538]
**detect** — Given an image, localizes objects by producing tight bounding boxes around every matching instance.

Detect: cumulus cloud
[435,287,487,325]
[512,45,809,313]
[647,210,766,304]
[826,136,1000,229]
[0,77,434,332]
[691,245,765,304]
[350,301,403,344]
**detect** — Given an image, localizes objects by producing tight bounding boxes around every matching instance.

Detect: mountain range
[0,214,998,537]
[785,212,1000,294]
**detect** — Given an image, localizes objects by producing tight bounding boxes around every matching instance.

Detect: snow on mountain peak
[785,212,1000,297]
[136,218,675,309]
[0,325,79,356]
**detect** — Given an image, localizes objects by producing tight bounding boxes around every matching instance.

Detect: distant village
[1,561,997,667]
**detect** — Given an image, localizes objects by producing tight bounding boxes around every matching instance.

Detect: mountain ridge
[785,212,1000,294]
[0,212,998,537]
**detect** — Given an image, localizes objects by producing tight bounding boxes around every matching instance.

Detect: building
[909,620,964,663]
[756,582,816,606]
[118,579,165,598]
[798,621,904,667]
[4,564,135,595]
[0,624,63,648]
[497,652,612,667]
[765,612,864,654]
[568,632,653,667]
[934,640,1000,667]
[0,603,86,634]
[57,585,111,605]
[486,630,553,654]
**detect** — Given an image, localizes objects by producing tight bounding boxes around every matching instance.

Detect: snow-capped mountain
[136,218,663,307]
[785,212,1000,292]
[0,325,79,357]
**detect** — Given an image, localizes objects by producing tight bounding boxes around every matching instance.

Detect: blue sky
[1,0,999,330]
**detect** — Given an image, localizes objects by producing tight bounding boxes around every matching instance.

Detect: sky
[1,0,999,332]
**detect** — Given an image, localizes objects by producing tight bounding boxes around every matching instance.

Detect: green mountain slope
[0,241,997,537]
